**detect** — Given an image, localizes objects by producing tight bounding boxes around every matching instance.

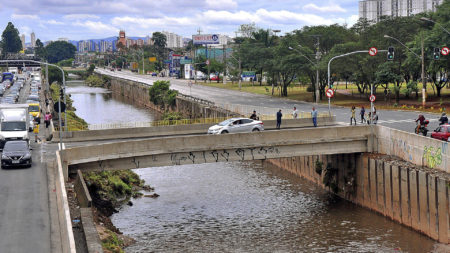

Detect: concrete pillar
[418,171,430,236]
[363,155,370,208]
[409,169,420,231]
[391,165,402,223]
[369,159,377,210]
[436,178,449,244]
[356,154,365,205]
[384,162,393,219]
[400,166,411,227]
[428,175,439,240]
[376,160,385,213]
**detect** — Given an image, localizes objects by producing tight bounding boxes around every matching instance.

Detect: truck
[130,62,139,73]
[0,104,30,148]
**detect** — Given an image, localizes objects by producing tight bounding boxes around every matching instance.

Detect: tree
[46,66,68,85]
[85,75,104,87]
[45,41,77,63]
[152,32,167,71]
[148,80,178,110]
[1,22,22,55]
[35,39,47,60]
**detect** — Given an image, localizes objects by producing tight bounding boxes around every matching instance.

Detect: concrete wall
[80,208,103,253]
[74,170,92,208]
[53,116,336,142]
[266,154,449,244]
[376,125,450,173]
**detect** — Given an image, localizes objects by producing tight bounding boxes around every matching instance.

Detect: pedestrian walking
[276,109,282,129]
[45,98,49,107]
[33,120,40,143]
[350,106,357,125]
[372,111,379,124]
[44,112,52,128]
[292,106,298,119]
[367,112,371,125]
[360,106,366,123]
[311,107,318,127]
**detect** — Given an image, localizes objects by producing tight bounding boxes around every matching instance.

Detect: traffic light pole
[0,60,66,149]
[327,50,387,116]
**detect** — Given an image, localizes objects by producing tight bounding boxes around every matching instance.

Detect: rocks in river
[144,193,160,198]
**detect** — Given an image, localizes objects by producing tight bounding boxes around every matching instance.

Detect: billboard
[192,34,220,45]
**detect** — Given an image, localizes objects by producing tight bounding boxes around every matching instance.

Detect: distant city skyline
[0,0,359,42]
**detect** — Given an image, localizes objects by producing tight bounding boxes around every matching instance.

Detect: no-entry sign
[369,47,378,56]
[441,47,449,56]
[326,89,334,98]
[369,95,376,102]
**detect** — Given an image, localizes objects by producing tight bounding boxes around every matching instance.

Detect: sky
[0,0,359,42]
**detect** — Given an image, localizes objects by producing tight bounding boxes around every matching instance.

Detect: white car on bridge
[208,118,264,134]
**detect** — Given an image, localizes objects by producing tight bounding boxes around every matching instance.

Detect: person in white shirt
[292,106,298,119]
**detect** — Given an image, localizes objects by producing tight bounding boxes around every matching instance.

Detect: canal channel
[67,81,438,253]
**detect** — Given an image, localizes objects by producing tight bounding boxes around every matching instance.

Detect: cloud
[303,3,346,13]
[11,14,39,19]
[45,20,64,25]
[73,20,119,34]
[205,0,238,10]
[63,14,100,20]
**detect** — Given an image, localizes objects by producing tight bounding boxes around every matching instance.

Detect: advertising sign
[242,71,256,77]
[149,57,157,62]
[192,34,220,45]
[180,59,192,64]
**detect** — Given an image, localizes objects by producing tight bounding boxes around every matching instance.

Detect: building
[162,31,184,48]
[118,30,126,48]
[30,32,36,48]
[359,0,443,22]
[20,35,25,50]
[57,37,69,42]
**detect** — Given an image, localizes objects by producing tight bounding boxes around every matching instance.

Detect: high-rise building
[359,0,443,22]
[20,34,25,50]
[30,32,36,47]
[161,31,184,48]
[118,30,126,48]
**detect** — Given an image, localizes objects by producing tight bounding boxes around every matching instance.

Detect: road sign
[242,71,256,77]
[369,95,376,102]
[180,59,192,64]
[369,47,378,56]
[149,57,156,62]
[441,47,449,56]
[326,89,334,98]
[206,59,210,65]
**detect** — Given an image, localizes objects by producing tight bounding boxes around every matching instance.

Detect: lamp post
[384,34,426,106]
[420,17,450,35]
[288,46,320,104]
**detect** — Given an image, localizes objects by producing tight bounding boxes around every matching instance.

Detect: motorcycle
[415,120,429,136]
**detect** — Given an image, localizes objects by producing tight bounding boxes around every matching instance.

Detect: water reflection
[111,162,435,253]
[66,82,159,126]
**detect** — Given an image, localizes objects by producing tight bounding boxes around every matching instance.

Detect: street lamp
[420,17,450,35]
[384,34,426,106]
[288,46,320,103]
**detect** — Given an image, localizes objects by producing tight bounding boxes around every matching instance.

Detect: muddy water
[68,82,437,252]
[112,162,436,253]
[66,81,159,126]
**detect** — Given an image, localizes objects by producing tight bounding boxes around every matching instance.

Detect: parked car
[151,72,158,76]
[1,140,32,168]
[210,75,221,81]
[208,118,264,134]
[431,124,450,142]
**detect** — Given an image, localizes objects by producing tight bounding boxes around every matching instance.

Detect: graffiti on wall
[423,146,442,168]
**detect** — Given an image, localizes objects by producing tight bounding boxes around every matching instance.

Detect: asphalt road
[0,78,51,253]
[96,68,442,133]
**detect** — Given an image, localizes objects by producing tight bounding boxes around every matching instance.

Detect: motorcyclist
[439,112,448,125]
[415,114,426,133]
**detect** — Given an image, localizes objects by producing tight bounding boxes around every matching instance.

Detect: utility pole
[315,37,321,103]
[223,44,227,84]
[142,49,145,75]
[421,34,426,106]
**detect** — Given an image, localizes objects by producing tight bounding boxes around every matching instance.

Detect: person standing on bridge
[311,107,318,127]
[360,106,366,123]
[276,109,282,129]
[44,112,52,128]
[250,110,259,120]
[350,106,357,125]
[292,106,298,119]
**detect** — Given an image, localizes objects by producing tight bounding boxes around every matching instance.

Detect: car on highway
[210,75,221,81]
[207,118,264,134]
[151,72,158,76]
[27,95,39,102]
[1,140,32,168]
[431,124,450,142]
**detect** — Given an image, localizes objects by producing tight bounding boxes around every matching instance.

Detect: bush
[85,75,104,87]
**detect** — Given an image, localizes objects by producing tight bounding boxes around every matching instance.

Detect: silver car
[208,118,264,134]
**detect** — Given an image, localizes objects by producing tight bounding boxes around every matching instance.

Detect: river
[69,83,437,253]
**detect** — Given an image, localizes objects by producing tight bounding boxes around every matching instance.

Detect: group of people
[251,106,319,130]
[350,106,378,125]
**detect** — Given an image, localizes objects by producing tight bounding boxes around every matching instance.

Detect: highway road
[0,78,53,253]
[96,68,442,133]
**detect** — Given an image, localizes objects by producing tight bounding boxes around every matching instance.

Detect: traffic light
[60,88,64,100]
[433,47,440,60]
[387,47,394,60]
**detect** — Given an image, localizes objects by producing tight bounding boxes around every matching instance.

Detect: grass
[195,80,450,113]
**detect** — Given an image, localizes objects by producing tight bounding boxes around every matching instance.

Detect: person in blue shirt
[311,107,318,127]
[276,109,282,129]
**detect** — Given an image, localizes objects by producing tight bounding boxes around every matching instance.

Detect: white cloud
[45,20,64,25]
[346,15,359,27]
[74,21,119,34]
[63,14,100,20]
[19,26,32,36]
[11,14,39,19]
[303,3,346,13]
[205,0,238,10]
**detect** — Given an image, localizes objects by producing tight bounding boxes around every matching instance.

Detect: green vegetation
[101,229,125,253]
[162,111,183,121]
[46,41,77,63]
[35,39,47,60]
[57,58,74,67]
[50,83,88,131]
[0,22,22,55]
[85,75,104,87]
[149,80,178,110]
